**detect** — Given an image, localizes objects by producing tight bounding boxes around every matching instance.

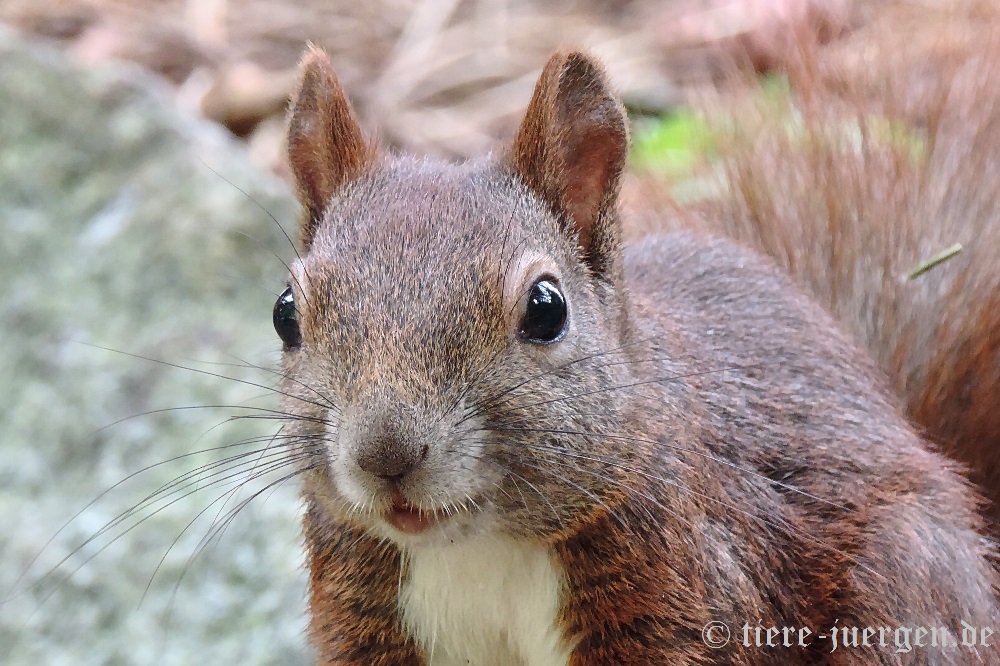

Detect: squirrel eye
[273,286,301,350]
[519,277,568,344]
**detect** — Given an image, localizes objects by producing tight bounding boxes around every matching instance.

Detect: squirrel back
[631,1,1000,523]
[278,43,1000,665]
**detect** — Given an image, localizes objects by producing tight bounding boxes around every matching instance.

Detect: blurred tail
[631,0,1000,522]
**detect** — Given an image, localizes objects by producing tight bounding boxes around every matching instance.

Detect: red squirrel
[276,44,999,665]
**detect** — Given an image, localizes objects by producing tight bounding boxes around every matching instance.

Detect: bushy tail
[631,0,1000,521]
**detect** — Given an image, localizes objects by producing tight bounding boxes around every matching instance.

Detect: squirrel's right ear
[286,46,372,250]
[508,51,629,278]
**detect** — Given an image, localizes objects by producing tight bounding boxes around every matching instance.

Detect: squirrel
[276,44,1000,665]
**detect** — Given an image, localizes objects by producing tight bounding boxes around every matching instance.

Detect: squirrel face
[279,48,635,546]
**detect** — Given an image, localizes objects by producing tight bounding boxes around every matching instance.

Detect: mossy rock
[0,27,311,666]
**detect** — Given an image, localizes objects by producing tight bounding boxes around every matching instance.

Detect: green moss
[631,109,716,177]
[630,73,926,193]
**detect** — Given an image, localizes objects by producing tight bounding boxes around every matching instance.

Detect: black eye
[273,286,301,350]
[519,277,568,344]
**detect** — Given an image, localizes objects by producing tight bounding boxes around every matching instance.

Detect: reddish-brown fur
[631,0,1000,525]
[286,44,376,251]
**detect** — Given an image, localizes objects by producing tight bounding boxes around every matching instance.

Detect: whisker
[457,335,659,424]
[92,404,333,437]
[13,439,319,604]
[514,440,879,578]
[486,424,847,511]
[6,432,316,601]
[503,361,773,413]
[217,352,345,417]
[515,452,671,528]
[516,460,627,529]
[207,424,295,545]
[141,454,317,607]
[73,341,337,413]
[17,449,316,630]
[505,471,565,531]
[197,159,302,266]
[153,462,320,635]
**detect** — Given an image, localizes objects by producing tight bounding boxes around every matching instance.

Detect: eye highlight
[519,277,568,344]
[273,286,302,350]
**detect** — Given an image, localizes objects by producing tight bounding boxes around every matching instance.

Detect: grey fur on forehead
[306,155,581,263]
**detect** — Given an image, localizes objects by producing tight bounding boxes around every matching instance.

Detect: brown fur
[282,44,1000,665]
[304,505,421,664]
[509,52,629,279]
[631,0,1000,526]
[286,44,375,251]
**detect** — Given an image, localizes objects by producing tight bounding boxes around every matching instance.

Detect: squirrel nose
[355,432,429,481]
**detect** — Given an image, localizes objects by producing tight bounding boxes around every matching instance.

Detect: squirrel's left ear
[287,45,373,251]
[508,51,629,278]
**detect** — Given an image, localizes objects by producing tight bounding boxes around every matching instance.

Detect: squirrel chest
[397,537,574,666]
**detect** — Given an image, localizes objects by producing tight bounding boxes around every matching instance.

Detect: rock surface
[0,27,311,666]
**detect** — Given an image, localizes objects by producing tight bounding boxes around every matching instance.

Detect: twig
[908,242,963,279]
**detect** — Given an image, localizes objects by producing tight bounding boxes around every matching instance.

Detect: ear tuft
[286,45,372,250]
[509,50,629,276]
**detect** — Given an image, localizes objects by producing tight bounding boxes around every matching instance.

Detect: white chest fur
[398,536,574,666]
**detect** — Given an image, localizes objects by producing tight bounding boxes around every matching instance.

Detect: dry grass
[2,0,895,172]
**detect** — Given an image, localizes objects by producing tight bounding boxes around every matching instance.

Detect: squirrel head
[281,46,636,545]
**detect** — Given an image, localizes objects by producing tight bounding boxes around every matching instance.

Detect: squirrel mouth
[381,488,482,535]
[382,487,447,534]
[384,500,443,534]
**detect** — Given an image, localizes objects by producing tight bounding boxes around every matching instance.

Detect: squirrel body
[281,46,1000,665]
